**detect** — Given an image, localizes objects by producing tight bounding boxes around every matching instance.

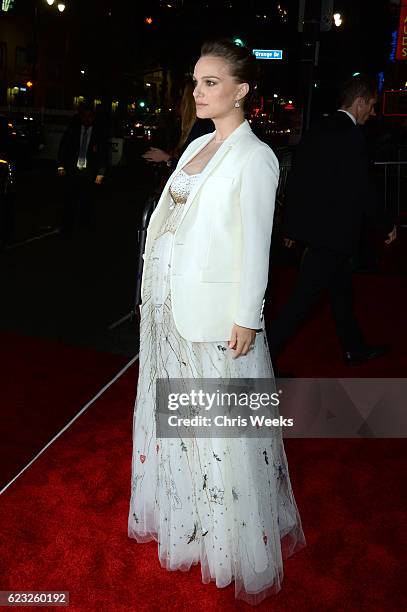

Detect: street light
[333,13,343,27]
[46,0,55,5]
[57,3,65,12]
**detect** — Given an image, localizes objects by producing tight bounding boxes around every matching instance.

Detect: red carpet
[0,361,406,610]
[267,270,407,377]
[1,268,406,610]
[0,332,129,489]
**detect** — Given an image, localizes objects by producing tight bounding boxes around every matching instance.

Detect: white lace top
[156,169,201,237]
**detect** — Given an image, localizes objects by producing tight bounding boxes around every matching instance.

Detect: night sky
[6,0,400,108]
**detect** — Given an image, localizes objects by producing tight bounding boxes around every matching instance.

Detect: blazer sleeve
[234,145,279,330]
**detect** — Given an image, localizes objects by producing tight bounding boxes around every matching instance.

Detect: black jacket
[57,116,109,177]
[283,111,394,255]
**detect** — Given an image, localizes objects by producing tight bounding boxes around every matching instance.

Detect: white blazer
[141,119,279,342]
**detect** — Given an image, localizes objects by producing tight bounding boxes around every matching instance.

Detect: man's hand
[57,168,66,177]
[385,225,397,245]
[228,324,256,359]
[95,175,104,185]
[142,147,170,163]
[283,237,296,248]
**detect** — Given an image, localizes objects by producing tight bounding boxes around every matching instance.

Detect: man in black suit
[268,75,397,366]
[57,103,109,238]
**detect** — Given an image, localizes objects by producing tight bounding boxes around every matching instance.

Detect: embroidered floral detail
[263,531,268,545]
[232,486,239,501]
[156,444,159,453]
[213,452,222,462]
[263,449,269,465]
[209,486,224,504]
[187,522,198,544]
[140,454,146,463]
[203,474,208,490]
[180,441,187,452]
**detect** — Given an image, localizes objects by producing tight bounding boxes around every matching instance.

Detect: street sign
[253,49,283,60]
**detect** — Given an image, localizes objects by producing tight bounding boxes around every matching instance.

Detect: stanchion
[108,194,158,330]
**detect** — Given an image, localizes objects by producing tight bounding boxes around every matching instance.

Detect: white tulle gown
[128,169,306,606]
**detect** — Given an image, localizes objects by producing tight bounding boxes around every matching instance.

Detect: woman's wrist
[166,156,177,168]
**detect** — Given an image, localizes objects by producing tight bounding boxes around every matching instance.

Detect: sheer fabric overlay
[128,169,306,606]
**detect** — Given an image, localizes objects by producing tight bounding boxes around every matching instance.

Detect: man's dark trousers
[60,170,96,237]
[267,245,365,360]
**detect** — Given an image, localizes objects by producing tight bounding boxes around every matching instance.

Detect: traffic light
[26,81,33,88]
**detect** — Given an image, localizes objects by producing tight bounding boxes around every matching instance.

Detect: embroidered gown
[128,168,306,606]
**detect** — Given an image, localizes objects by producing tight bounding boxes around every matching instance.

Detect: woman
[128,39,306,606]
[142,79,214,171]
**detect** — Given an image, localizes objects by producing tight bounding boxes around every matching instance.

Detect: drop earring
[234,100,240,108]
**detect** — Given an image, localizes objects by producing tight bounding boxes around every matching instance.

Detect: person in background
[267,74,397,367]
[57,103,109,239]
[142,79,214,172]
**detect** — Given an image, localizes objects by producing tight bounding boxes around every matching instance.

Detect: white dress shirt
[337,109,357,125]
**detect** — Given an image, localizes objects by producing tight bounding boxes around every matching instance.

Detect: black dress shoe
[344,344,389,366]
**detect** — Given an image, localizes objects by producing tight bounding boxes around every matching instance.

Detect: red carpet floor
[0,360,406,611]
[1,269,406,610]
[267,270,407,377]
[0,332,128,488]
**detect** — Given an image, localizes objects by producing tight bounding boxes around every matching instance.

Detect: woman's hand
[228,324,256,359]
[142,147,170,163]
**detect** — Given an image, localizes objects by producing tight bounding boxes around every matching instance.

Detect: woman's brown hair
[200,38,259,115]
[173,80,197,156]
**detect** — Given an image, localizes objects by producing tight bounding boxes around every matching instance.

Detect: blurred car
[119,114,162,141]
[0,119,16,249]
[120,119,145,139]
[7,113,43,154]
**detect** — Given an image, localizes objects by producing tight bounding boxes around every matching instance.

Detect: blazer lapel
[176,142,232,227]
[176,120,252,227]
[146,120,251,236]
[145,131,215,230]
[177,130,216,170]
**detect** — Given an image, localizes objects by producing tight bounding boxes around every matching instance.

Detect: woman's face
[192,55,248,120]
